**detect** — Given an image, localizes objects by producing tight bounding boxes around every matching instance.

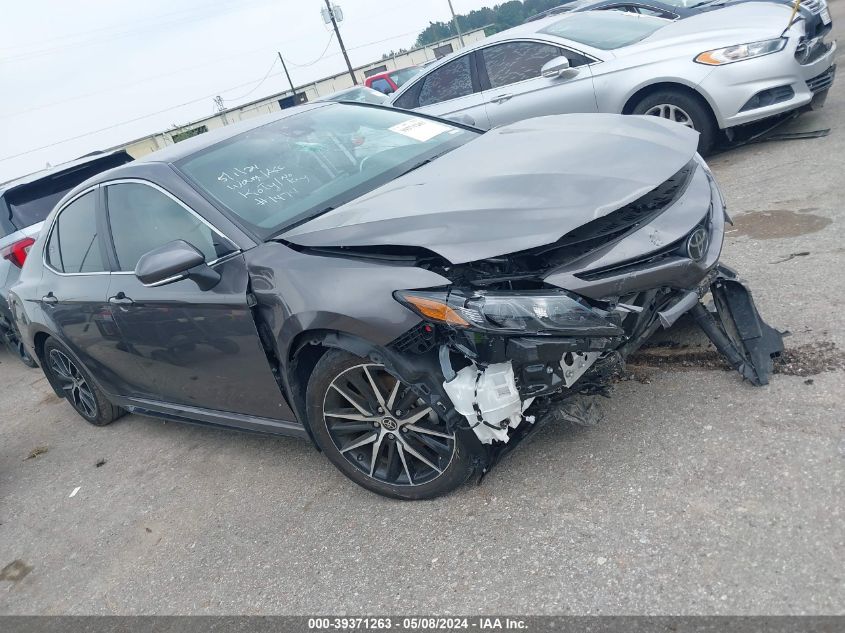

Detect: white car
[388,4,836,153]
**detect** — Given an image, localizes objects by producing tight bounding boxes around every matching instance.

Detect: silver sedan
[388,3,836,153]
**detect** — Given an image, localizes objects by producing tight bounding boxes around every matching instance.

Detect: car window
[637,6,673,17]
[418,55,474,107]
[370,78,393,94]
[481,42,567,88]
[105,182,236,272]
[539,12,666,50]
[176,105,477,238]
[388,67,421,87]
[45,191,106,274]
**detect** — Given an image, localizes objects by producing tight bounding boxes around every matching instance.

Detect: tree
[406,0,573,50]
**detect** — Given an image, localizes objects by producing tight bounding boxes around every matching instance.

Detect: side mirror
[541,56,572,79]
[135,239,221,291]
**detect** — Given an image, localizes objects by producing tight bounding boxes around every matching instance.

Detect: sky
[0,0,496,183]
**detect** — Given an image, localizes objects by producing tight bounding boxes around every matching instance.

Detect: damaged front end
[280,115,784,475]
[380,161,783,470]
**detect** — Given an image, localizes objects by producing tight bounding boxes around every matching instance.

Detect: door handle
[41,293,58,305]
[492,93,513,104]
[109,292,134,306]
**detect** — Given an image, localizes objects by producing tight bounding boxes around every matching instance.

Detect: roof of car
[367,67,415,79]
[0,149,132,196]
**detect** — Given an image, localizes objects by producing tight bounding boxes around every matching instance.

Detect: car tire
[632,89,717,155]
[306,349,474,500]
[42,337,124,426]
[3,331,37,368]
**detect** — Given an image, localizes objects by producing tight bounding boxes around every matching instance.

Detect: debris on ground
[548,396,604,427]
[95,459,106,468]
[629,341,845,377]
[771,251,810,264]
[756,128,830,143]
[775,342,845,376]
[0,560,33,582]
[23,446,48,461]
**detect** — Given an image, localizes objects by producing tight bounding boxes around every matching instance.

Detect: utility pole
[277,51,295,93]
[447,0,465,48]
[323,0,357,85]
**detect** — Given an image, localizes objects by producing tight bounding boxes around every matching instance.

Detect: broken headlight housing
[395,290,623,336]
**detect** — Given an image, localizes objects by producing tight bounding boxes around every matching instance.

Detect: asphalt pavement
[1,5,844,614]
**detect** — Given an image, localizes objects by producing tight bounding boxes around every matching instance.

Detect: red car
[364,67,421,95]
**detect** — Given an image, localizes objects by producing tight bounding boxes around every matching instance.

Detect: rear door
[101,180,293,421]
[477,40,598,128]
[37,188,125,395]
[393,53,491,128]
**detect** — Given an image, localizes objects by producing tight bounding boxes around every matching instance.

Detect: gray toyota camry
[10,103,782,499]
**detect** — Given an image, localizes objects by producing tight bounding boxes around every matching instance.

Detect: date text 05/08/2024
[308,617,528,630]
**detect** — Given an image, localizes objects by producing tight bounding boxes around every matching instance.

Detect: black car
[10,103,782,499]
[1,151,133,365]
[527,0,833,39]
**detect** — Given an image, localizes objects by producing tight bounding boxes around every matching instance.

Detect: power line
[0,29,429,163]
[0,45,283,120]
[221,57,279,102]
[0,2,265,63]
[285,32,335,68]
[0,1,237,51]
[0,70,286,163]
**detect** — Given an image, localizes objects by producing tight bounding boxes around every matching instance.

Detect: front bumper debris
[692,267,784,386]
[392,267,783,452]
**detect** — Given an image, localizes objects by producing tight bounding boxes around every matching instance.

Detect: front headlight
[394,290,623,336]
[695,38,787,66]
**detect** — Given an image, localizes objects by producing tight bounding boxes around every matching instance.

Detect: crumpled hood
[282,113,699,264]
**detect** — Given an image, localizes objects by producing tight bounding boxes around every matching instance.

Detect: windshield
[540,12,666,49]
[177,104,477,238]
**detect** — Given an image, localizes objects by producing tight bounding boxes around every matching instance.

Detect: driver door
[396,53,491,128]
[477,40,598,128]
[101,180,293,421]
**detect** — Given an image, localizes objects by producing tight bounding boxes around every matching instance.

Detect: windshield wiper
[269,205,336,239]
[395,148,456,179]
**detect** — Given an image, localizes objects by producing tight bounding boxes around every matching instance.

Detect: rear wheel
[633,89,717,155]
[2,328,37,367]
[42,338,124,426]
[306,349,474,499]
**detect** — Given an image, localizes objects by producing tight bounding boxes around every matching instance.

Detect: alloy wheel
[644,103,695,129]
[322,363,456,486]
[49,349,98,418]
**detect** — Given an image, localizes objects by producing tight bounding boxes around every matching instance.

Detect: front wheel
[42,338,124,426]
[633,89,717,155]
[306,350,474,499]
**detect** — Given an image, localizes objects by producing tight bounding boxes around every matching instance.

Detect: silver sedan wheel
[644,103,695,129]
[323,363,456,486]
